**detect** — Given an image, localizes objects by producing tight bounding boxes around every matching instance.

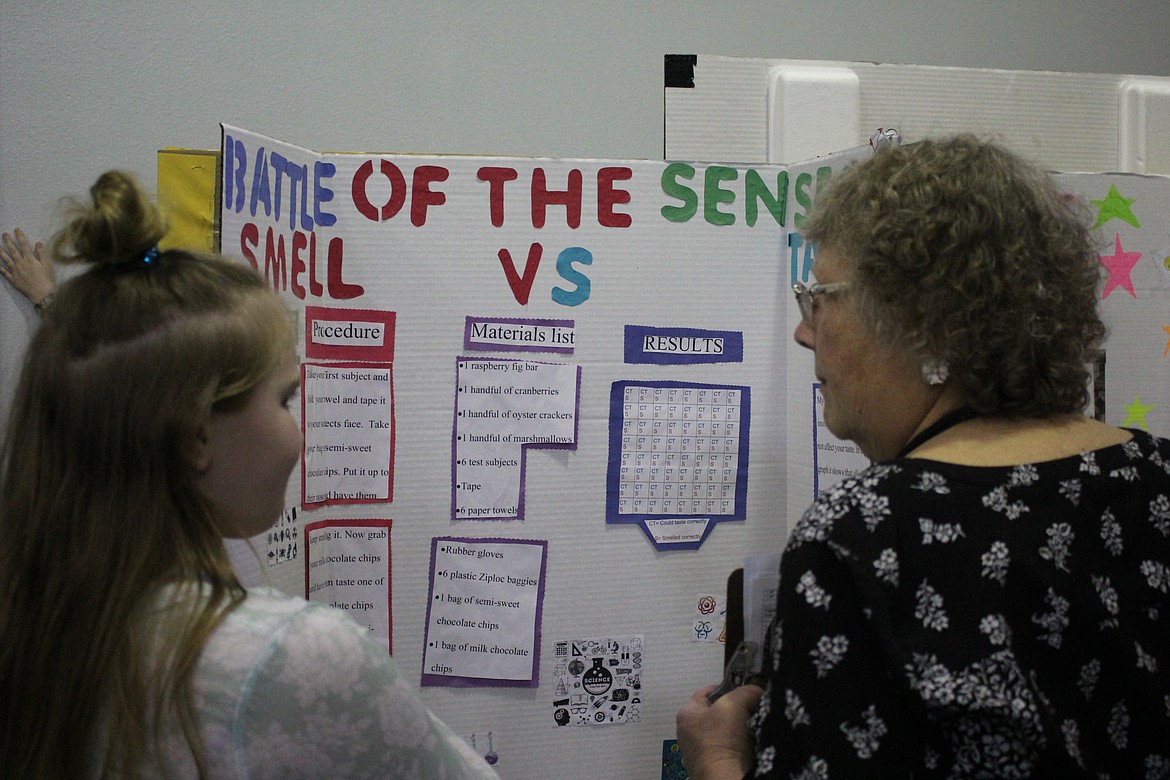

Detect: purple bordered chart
[605,380,750,551]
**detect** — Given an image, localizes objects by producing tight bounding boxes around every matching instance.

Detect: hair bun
[53,170,168,267]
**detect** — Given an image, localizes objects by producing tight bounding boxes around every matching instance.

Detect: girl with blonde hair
[0,171,497,779]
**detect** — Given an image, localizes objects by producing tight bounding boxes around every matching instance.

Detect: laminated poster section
[451,355,581,521]
[422,537,548,688]
[304,518,393,654]
[302,360,395,507]
[301,306,397,508]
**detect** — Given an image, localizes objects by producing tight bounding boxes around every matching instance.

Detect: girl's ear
[188,419,214,474]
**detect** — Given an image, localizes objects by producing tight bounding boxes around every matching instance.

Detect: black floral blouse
[749,430,1170,778]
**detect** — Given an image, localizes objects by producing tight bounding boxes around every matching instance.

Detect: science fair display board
[217,125,1170,779]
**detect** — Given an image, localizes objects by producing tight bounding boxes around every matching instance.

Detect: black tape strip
[664,54,698,88]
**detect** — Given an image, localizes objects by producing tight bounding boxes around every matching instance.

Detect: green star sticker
[1122,395,1156,430]
[1091,184,1140,229]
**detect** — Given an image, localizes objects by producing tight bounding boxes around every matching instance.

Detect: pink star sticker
[1099,233,1142,299]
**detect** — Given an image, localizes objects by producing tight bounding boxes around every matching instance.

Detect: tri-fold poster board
[212,124,1169,778]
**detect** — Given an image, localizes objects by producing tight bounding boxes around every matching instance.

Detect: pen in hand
[707,640,758,702]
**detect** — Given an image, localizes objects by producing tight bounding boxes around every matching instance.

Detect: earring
[921,359,949,386]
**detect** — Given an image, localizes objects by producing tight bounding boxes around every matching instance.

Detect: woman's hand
[1,228,55,306]
[677,682,763,780]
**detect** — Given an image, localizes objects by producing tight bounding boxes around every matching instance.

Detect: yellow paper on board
[156,148,219,252]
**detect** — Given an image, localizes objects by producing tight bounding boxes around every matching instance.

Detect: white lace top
[129,586,499,779]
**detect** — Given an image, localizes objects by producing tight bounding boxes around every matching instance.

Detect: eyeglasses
[792,280,849,325]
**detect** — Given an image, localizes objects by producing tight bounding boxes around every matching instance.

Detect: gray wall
[4,1,1170,227]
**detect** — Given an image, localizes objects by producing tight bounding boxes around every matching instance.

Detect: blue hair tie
[142,246,160,265]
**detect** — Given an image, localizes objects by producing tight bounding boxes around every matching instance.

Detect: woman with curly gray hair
[679,136,1170,778]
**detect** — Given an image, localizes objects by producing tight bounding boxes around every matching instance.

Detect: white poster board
[219,125,1169,778]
